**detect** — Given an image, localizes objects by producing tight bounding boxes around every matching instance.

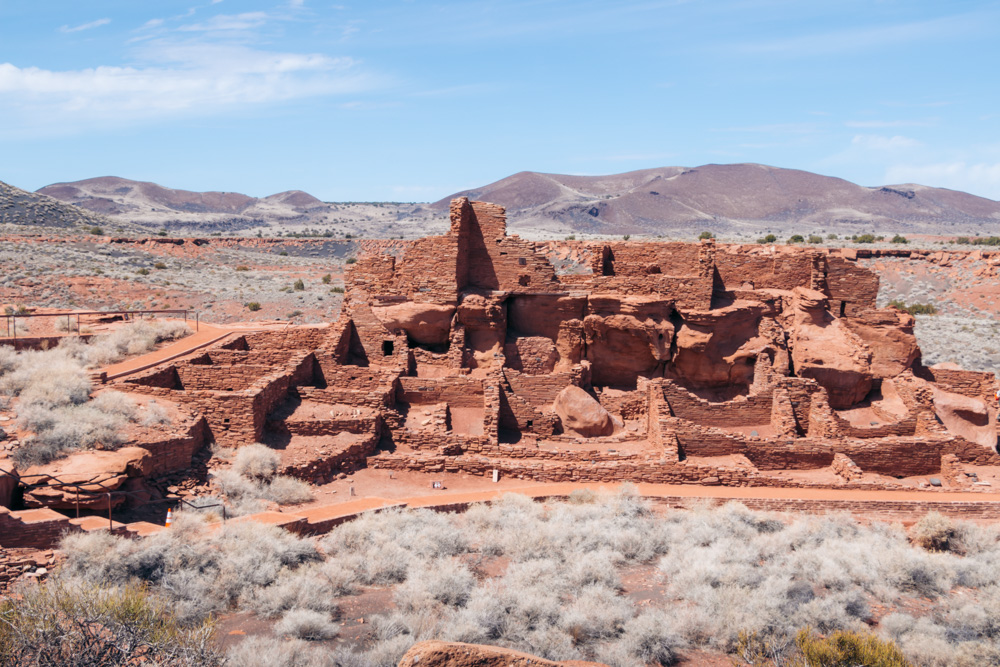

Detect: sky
[1,0,999,202]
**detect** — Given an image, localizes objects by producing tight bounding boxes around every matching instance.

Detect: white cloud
[178,12,270,32]
[846,119,934,128]
[884,162,1000,200]
[60,18,111,33]
[0,41,378,135]
[851,134,921,150]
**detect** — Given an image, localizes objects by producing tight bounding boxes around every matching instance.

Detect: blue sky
[1,0,998,201]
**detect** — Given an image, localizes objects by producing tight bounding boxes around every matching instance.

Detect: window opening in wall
[526,420,533,428]
[226,388,234,392]
[840,301,847,317]
[518,257,527,266]
[382,340,394,356]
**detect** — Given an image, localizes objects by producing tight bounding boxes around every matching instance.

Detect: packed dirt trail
[100,321,233,378]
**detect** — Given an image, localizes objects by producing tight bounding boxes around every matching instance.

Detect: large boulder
[372,302,456,346]
[22,446,153,510]
[553,385,614,437]
[932,388,996,448]
[787,287,873,408]
[398,640,603,667]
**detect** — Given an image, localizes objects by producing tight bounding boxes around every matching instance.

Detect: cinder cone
[165,508,173,528]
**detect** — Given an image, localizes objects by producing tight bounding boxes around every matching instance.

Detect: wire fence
[2,309,199,341]
[0,468,224,530]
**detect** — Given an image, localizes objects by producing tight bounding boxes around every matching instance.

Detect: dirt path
[101,321,232,378]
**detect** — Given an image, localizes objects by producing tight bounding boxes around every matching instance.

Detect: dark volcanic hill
[0,179,125,232]
[434,164,1000,236]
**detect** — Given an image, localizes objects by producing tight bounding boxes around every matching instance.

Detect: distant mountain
[36,176,439,237]
[38,177,327,229]
[0,179,124,233]
[434,164,1000,236]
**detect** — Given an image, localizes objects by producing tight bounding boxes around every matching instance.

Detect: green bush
[788,235,805,243]
[136,268,150,276]
[321,274,331,284]
[795,628,910,666]
[286,310,302,319]
[891,235,909,244]
[246,302,262,312]
[565,235,576,240]
[856,234,876,243]
[0,581,221,666]
[698,231,714,240]
[757,234,777,244]
[889,299,937,315]
[808,235,823,244]
[827,233,838,240]
[87,226,103,235]
[293,279,305,291]
[235,265,249,272]
[279,251,288,256]
[330,287,345,294]
[623,234,631,241]
[345,257,357,265]
[153,262,167,270]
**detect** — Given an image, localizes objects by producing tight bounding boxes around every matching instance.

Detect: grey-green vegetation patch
[0,320,186,466]
[51,489,1000,667]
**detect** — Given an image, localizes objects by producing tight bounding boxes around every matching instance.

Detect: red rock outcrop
[672,301,768,387]
[787,288,873,408]
[373,302,456,346]
[22,447,153,510]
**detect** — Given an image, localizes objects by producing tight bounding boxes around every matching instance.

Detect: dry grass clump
[0,321,186,466]
[59,516,320,624]
[209,444,313,516]
[60,319,191,368]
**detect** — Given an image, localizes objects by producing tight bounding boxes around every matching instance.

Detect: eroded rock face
[372,302,456,345]
[584,295,674,386]
[0,453,15,509]
[22,446,153,509]
[672,301,767,387]
[933,387,996,448]
[553,385,614,437]
[397,640,603,667]
[788,287,873,408]
[843,308,919,378]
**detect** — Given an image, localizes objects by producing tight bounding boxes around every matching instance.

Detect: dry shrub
[795,627,910,666]
[0,580,220,666]
[232,443,280,481]
[275,609,339,641]
[911,512,963,553]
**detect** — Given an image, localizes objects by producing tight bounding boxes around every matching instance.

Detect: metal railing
[2,309,199,342]
[1,468,225,531]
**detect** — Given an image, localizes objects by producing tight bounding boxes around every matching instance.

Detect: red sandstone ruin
[4,197,1000,562]
[101,197,1000,486]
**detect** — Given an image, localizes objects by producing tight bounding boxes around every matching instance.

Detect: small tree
[891,235,909,244]
[246,302,262,312]
[623,234,631,241]
[293,279,305,291]
[698,231,714,240]
[808,235,823,244]
[321,274,331,284]
[788,235,805,244]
